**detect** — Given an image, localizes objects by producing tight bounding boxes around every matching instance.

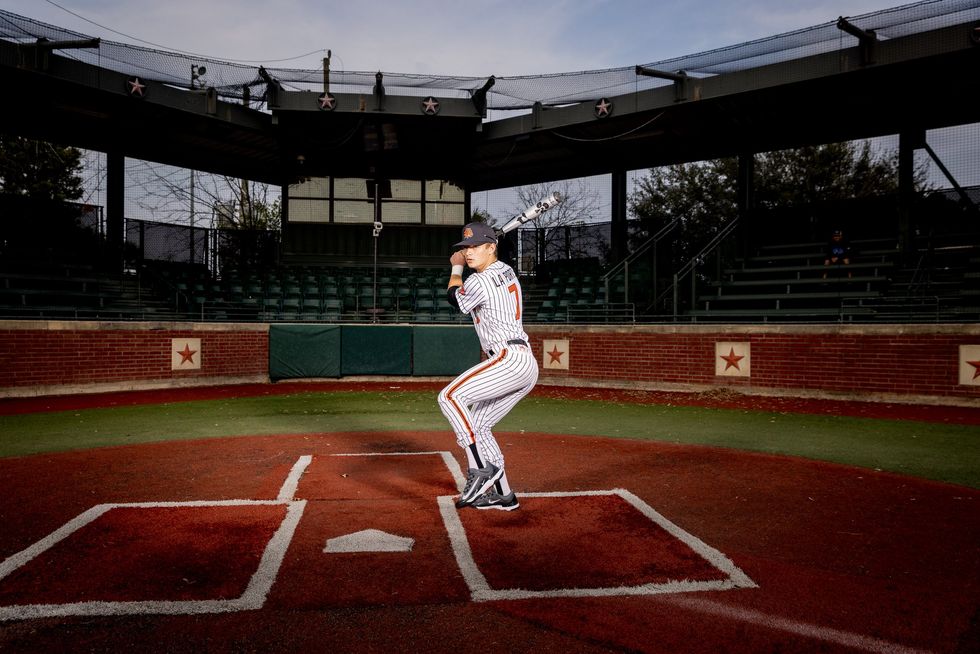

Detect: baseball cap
[453,222,497,248]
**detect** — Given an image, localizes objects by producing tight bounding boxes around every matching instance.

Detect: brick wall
[2,321,979,405]
[0,321,268,396]
[526,324,980,404]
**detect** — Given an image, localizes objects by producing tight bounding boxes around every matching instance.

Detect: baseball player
[437,222,538,511]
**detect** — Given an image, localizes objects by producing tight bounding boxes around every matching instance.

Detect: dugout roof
[0,1,979,191]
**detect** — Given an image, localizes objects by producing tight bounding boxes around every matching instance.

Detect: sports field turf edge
[1,391,977,488]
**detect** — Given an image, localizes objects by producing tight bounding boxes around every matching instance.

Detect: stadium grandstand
[1,0,979,326]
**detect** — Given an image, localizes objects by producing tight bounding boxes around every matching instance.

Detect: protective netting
[2,0,978,112]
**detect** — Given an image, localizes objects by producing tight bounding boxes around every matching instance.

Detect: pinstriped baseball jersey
[455,260,528,354]
[439,255,538,473]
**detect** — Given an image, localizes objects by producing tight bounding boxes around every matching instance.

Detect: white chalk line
[0,455,313,621]
[665,596,937,654]
[440,488,756,603]
[277,454,313,501]
[440,485,934,654]
[0,450,938,654]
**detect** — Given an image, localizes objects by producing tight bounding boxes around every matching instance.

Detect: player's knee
[437,388,456,416]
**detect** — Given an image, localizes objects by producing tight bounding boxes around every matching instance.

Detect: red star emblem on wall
[421,96,440,115]
[318,92,336,110]
[720,347,744,371]
[968,359,980,380]
[177,343,197,365]
[594,98,612,117]
[126,76,146,97]
[547,345,565,365]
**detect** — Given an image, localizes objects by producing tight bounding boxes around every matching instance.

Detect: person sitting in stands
[823,228,852,279]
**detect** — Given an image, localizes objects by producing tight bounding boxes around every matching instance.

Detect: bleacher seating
[522,271,633,323]
[678,232,980,322]
[3,231,976,324]
[682,238,895,321]
[134,263,463,323]
[0,260,182,320]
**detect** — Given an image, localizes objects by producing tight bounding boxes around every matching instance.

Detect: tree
[628,158,738,272]
[227,177,281,231]
[131,164,280,231]
[629,141,929,269]
[0,136,83,201]
[470,208,496,226]
[510,178,604,274]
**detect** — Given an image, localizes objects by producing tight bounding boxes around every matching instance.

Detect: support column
[106,151,125,272]
[736,152,755,258]
[610,169,628,264]
[898,130,924,259]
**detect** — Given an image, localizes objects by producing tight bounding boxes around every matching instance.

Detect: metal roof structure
[1,1,979,190]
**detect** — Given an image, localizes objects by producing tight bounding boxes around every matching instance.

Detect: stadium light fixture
[373,72,385,111]
[191,64,206,89]
[258,66,281,107]
[471,76,495,117]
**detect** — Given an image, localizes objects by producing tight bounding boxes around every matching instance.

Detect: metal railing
[601,218,680,305]
[663,219,739,320]
[551,302,635,323]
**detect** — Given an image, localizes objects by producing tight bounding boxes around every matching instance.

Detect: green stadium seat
[378,286,395,309]
[395,285,413,308]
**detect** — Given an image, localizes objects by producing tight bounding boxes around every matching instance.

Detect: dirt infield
[1,429,977,653]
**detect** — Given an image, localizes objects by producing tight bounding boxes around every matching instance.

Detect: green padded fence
[412,326,481,376]
[269,324,481,380]
[341,325,413,375]
[269,324,341,381]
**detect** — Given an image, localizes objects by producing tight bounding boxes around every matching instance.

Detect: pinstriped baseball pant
[437,346,539,469]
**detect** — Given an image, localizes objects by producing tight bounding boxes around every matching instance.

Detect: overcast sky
[4,0,912,76]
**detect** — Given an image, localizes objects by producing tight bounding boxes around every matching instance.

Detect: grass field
[2,390,978,488]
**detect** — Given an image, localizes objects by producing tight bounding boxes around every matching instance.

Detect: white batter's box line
[439,488,757,603]
[278,454,313,501]
[0,455,317,622]
[330,450,466,492]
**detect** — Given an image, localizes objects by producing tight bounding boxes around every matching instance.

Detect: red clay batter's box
[269,451,473,608]
[0,499,305,621]
[442,489,757,601]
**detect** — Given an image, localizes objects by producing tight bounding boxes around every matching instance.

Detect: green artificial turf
[1,390,977,488]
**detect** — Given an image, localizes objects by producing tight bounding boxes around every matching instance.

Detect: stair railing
[601,217,680,305]
[660,218,739,320]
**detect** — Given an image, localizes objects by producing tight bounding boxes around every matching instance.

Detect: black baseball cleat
[455,463,503,508]
[471,490,520,511]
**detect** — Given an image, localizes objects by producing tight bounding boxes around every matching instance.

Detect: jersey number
[508,283,521,320]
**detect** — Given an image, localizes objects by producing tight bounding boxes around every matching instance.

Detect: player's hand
[450,250,466,267]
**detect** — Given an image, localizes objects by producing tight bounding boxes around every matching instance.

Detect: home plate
[324,529,415,553]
